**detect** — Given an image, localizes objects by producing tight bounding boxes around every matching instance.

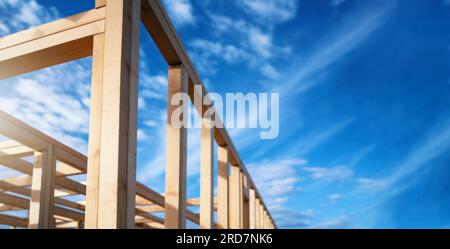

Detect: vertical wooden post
[200,116,214,229]
[249,189,256,229]
[264,210,268,229]
[85,0,141,229]
[239,171,245,229]
[259,204,264,229]
[165,65,189,229]
[229,165,241,229]
[255,198,261,229]
[217,145,229,229]
[28,146,56,229]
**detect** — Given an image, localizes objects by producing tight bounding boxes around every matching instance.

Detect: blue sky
[1,0,450,228]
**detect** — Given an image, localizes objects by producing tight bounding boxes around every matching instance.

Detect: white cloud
[247,158,306,213]
[302,165,353,182]
[0,62,91,154]
[260,64,281,80]
[144,120,159,128]
[358,117,450,195]
[190,39,252,70]
[285,118,354,157]
[247,27,273,58]
[189,13,291,79]
[163,0,195,27]
[137,129,150,141]
[0,0,59,36]
[273,1,396,96]
[236,0,299,23]
[317,218,349,228]
[327,193,343,203]
[272,208,316,228]
[141,74,168,100]
[357,178,387,192]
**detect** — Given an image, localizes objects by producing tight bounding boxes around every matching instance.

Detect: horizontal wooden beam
[0,111,88,171]
[0,192,29,209]
[0,204,21,212]
[0,7,105,50]
[0,214,28,228]
[0,141,34,158]
[0,8,106,80]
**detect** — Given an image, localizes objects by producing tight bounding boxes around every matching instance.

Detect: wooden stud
[249,189,256,229]
[259,204,264,229]
[217,145,229,229]
[239,171,248,229]
[229,166,241,229]
[200,117,214,229]
[255,198,261,229]
[165,64,188,229]
[85,31,105,229]
[85,0,141,229]
[28,147,56,229]
[264,210,268,229]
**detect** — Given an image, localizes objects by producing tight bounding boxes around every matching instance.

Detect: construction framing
[0,0,276,229]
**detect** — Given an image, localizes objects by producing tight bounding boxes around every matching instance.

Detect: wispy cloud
[357,117,450,195]
[163,0,195,27]
[317,217,350,228]
[327,193,343,203]
[247,158,306,215]
[190,13,290,78]
[0,62,91,154]
[273,0,396,96]
[236,0,299,24]
[303,165,353,182]
[0,0,58,36]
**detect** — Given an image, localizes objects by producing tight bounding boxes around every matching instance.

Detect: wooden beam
[84,2,107,228]
[84,31,104,229]
[0,7,105,50]
[0,192,29,209]
[239,171,245,229]
[54,206,84,222]
[0,142,34,159]
[0,175,32,190]
[255,198,261,229]
[217,145,229,229]
[165,64,188,229]
[249,189,256,229]
[0,204,21,212]
[200,117,214,229]
[0,214,28,228]
[229,166,241,229]
[0,163,86,196]
[28,148,56,229]
[0,110,87,168]
[95,0,107,8]
[85,0,141,229]
[259,203,264,229]
[137,199,218,213]
[0,14,105,79]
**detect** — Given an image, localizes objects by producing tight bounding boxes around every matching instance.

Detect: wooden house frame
[0,0,276,229]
